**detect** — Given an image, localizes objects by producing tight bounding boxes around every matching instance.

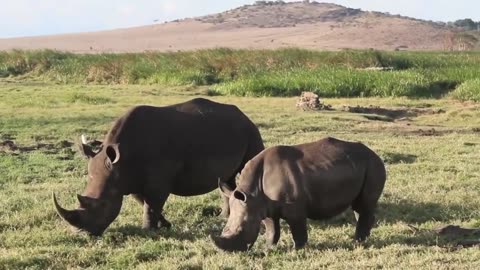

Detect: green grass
[1,49,480,100]
[1,82,480,268]
[450,79,480,101]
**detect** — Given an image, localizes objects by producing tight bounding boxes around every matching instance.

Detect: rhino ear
[106,144,120,164]
[218,178,233,197]
[79,135,97,158]
[233,190,247,203]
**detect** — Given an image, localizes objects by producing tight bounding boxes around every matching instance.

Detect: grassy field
[1,81,480,269]
[1,49,480,100]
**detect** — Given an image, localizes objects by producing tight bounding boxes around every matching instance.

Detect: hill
[0,1,462,52]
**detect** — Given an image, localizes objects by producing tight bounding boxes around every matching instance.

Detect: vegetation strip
[1,49,479,100]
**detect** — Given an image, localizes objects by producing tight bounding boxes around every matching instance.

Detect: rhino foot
[159,219,172,229]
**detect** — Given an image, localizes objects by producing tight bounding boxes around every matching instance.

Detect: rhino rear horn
[81,135,88,145]
[77,194,100,209]
[79,135,97,158]
[218,178,233,197]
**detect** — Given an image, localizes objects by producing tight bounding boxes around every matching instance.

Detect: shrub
[450,79,480,101]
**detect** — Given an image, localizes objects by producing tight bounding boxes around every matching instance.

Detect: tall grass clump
[450,79,480,101]
[1,49,480,100]
[214,68,437,97]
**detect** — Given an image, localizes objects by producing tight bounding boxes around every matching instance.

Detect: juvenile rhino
[53,98,264,236]
[213,137,386,251]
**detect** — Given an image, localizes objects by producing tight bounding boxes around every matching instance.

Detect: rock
[296,92,332,111]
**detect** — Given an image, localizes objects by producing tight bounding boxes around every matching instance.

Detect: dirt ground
[0,2,447,53]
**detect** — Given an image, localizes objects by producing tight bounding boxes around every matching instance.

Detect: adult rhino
[53,98,264,236]
[213,137,386,251]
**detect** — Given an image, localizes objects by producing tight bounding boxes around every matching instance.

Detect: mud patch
[363,115,394,122]
[382,152,417,164]
[435,225,480,236]
[405,224,480,248]
[341,105,445,121]
[202,206,222,217]
[0,140,17,152]
[390,127,479,137]
[0,139,75,156]
[414,128,441,136]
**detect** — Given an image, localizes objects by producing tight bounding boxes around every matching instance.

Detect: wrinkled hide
[54,98,264,235]
[214,137,386,251]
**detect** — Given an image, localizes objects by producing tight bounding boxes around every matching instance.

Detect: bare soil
[0,2,451,53]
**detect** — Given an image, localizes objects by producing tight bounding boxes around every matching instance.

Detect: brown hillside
[0,1,452,52]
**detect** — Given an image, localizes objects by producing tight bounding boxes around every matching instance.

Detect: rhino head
[212,180,266,252]
[53,135,124,236]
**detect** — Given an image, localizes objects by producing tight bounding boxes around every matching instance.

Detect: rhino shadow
[301,199,478,250]
[305,231,456,251]
[375,200,478,224]
[107,206,226,243]
[310,199,477,227]
[107,224,200,242]
[381,152,417,164]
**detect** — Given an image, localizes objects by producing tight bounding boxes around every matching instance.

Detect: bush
[450,79,480,101]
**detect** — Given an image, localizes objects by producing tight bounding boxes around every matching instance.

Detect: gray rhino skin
[213,137,386,251]
[53,98,264,236]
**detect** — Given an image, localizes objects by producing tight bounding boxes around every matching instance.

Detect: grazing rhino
[53,98,264,236]
[213,137,386,251]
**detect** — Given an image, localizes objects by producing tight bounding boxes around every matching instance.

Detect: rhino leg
[353,210,375,242]
[132,194,171,229]
[142,193,171,229]
[286,218,308,249]
[132,194,145,205]
[263,217,281,246]
[352,196,376,241]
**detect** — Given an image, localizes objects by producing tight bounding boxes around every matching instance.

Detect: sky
[0,0,478,38]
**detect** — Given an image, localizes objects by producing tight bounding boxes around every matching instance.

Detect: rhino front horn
[52,193,84,229]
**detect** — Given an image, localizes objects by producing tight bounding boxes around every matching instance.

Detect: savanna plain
[1,49,480,269]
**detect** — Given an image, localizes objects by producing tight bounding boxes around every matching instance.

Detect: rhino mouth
[52,193,114,236]
[211,235,251,252]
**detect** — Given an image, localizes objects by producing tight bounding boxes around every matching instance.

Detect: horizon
[1,0,479,39]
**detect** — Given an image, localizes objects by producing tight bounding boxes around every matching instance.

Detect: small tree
[454,19,478,31]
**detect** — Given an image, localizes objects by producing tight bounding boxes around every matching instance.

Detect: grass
[450,79,480,102]
[1,49,480,100]
[1,81,480,269]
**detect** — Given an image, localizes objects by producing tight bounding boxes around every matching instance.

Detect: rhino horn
[81,134,88,145]
[77,194,100,209]
[218,178,234,197]
[52,193,85,229]
[79,135,97,158]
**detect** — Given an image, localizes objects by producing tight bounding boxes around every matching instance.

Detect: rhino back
[261,138,373,220]
[104,98,260,195]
